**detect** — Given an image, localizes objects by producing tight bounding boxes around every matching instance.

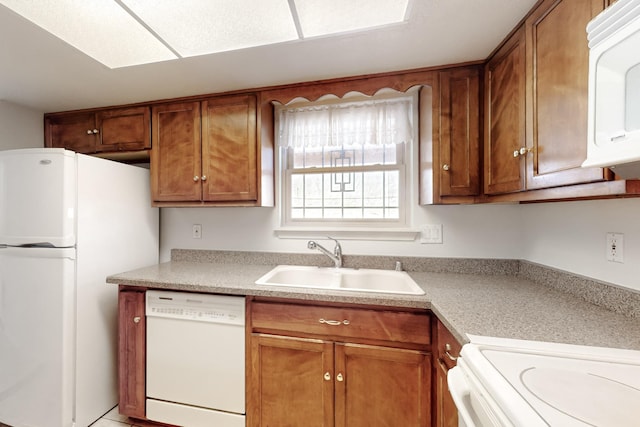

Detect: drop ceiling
[0,0,538,113]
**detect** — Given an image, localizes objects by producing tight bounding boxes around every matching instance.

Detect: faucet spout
[308,238,343,268]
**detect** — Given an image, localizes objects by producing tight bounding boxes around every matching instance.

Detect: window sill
[274,227,420,241]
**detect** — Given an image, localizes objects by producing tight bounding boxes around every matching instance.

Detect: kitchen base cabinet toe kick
[118,288,458,427]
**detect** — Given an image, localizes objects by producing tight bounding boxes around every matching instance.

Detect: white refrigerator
[0,148,159,427]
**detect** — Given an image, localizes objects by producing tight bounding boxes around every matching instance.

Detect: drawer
[251,301,430,345]
[436,320,461,370]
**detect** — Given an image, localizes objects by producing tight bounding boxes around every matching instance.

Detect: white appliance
[448,335,640,426]
[0,148,159,427]
[145,290,246,427]
[583,0,640,177]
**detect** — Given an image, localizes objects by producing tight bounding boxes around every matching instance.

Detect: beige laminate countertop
[107,259,640,351]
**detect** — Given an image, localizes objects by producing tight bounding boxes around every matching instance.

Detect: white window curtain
[278,96,413,148]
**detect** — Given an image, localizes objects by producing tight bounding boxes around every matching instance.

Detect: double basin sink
[255,265,425,295]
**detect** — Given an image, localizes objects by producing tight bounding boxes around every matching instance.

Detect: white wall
[520,198,640,292]
[160,198,640,293]
[160,203,524,262]
[0,100,43,150]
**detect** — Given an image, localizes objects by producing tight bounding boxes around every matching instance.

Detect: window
[276,91,417,235]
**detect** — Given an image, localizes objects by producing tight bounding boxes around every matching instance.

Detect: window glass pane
[290,143,402,169]
[289,170,400,220]
[363,208,384,219]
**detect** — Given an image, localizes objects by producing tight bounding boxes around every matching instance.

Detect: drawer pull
[319,318,350,326]
[324,372,331,381]
[444,343,458,361]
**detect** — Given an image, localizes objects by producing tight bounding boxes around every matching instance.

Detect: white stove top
[456,335,640,426]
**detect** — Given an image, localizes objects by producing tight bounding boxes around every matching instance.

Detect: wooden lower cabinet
[335,343,431,427]
[117,289,146,419]
[433,321,462,427]
[250,334,431,427]
[250,335,335,427]
[116,292,451,427]
[248,299,432,427]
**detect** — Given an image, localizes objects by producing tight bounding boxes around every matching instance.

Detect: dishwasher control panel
[146,290,245,326]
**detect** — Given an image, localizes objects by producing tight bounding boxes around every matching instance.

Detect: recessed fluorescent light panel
[0,0,177,68]
[0,0,410,69]
[293,0,410,38]
[120,0,299,58]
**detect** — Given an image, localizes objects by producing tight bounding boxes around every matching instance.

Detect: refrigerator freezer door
[0,246,76,427]
[0,148,76,247]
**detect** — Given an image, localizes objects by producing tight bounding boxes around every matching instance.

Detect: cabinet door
[96,106,151,153]
[249,334,335,427]
[434,321,461,427]
[151,101,202,202]
[44,112,97,153]
[484,26,526,195]
[202,94,258,201]
[439,67,481,197]
[334,343,431,427]
[525,0,609,189]
[117,290,146,419]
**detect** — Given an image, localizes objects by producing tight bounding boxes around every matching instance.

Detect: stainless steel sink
[255,265,425,295]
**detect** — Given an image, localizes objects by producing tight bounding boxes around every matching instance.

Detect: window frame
[274,90,420,240]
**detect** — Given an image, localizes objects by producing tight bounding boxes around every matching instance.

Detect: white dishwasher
[145,290,246,427]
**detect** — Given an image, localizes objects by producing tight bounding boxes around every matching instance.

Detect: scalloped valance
[277,94,414,148]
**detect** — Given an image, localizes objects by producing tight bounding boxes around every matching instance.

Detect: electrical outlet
[606,232,623,263]
[192,224,202,239]
[420,224,443,244]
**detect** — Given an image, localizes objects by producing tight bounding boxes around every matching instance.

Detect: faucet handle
[327,236,342,255]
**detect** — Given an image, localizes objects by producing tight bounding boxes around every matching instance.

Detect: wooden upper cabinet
[45,112,97,153]
[45,106,151,155]
[202,94,257,202]
[525,0,610,190]
[95,107,151,153]
[151,101,202,202]
[151,94,262,206]
[439,66,481,199]
[484,26,527,195]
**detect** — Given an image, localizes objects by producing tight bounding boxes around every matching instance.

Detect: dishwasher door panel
[146,316,245,414]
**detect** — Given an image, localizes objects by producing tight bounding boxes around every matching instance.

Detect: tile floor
[89,406,144,427]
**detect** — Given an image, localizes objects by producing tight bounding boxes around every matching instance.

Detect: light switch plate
[420,224,443,244]
[606,232,623,263]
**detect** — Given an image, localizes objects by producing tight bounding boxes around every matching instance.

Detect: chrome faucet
[308,237,343,268]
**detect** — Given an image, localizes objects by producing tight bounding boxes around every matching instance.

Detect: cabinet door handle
[336,373,344,382]
[193,176,200,182]
[444,343,458,361]
[92,129,100,134]
[133,316,141,324]
[201,175,207,181]
[319,318,350,326]
[442,164,450,171]
[513,147,531,157]
[86,129,94,135]
[324,372,331,381]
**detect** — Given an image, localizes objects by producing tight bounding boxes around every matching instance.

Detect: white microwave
[583,0,640,178]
